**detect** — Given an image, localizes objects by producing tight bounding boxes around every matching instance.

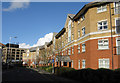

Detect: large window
[68,20,72,42]
[98,20,108,30]
[114,2,120,14]
[78,45,80,53]
[115,18,120,34]
[97,5,107,13]
[82,43,85,52]
[82,27,85,36]
[98,39,109,50]
[99,59,109,69]
[68,48,71,55]
[82,60,86,69]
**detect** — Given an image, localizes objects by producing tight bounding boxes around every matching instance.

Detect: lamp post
[8,36,17,64]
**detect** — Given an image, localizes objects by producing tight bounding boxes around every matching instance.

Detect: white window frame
[82,27,85,36]
[82,59,86,69]
[97,20,108,30]
[116,37,120,55]
[68,48,71,55]
[97,5,107,13]
[114,2,120,14]
[78,45,80,54]
[115,18,120,34]
[98,39,109,50]
[82,43,85,52]
[98,58,109,69]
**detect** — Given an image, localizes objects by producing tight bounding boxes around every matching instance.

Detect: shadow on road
[2,67,78,83]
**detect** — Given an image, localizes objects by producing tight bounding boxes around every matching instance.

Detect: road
[2,67,78,83]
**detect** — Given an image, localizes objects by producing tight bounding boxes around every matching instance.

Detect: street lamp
[8,36,17,64]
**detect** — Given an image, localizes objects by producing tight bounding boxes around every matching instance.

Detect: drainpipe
[109,3,114,69]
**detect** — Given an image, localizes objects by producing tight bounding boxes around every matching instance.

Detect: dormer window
[81,15,85,21]
[97,5,107,13]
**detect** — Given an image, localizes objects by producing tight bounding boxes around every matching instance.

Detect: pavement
[2,67,79,83]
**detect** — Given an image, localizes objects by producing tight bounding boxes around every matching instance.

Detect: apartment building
[3,43,25,65]
[22,46,40,67]
[55,2,120,69]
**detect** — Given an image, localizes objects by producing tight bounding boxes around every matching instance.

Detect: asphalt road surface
[2,67,79,83]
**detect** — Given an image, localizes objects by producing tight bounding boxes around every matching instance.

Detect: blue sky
[2,2,89,48]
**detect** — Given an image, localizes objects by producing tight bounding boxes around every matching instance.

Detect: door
[69,62,71,67]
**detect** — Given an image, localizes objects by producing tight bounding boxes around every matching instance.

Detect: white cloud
[3,0,30,11]
[32,33,53,47]
[19,43,31,48]
[19,32,53,48]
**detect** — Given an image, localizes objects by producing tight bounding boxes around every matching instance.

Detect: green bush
[55,67,75,75]
[56,68,120,83]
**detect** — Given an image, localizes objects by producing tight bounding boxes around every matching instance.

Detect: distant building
[0,43,6,62]
[2,43,26,65]
[22,46,40,67]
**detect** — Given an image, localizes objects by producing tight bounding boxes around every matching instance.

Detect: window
[98,20,108,30]
[114,2,120,14]
[72,60,73,68]
[116,37,120,55]
[82,60,86,69]
[82,27,85,36]
[98,39,109,50]
[68,48,71,55]
[72,47,74,54]
[81,15,85,21]
[78,30,80,38]
[64,62,67,66]
[72,34,74,41]
[115,18,120,34]
[99,59,109,69]
[78,21,80,24]
[82,43,85,52]
[78,45,80,53]
[68,20,72,42]
[78,60,80,69]
[97,5,107,13]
